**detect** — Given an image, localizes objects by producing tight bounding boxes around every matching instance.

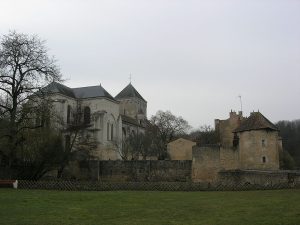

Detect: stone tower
[115,83,147,125]
[233,111,280,170]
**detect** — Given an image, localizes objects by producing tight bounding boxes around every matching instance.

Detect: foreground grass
[0,189,300,225]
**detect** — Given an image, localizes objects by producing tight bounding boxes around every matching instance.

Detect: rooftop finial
[129,73,132,84]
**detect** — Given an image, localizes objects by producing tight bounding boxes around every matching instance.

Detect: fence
[17,180,300,191]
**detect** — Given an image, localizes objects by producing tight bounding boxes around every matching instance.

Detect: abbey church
[42,82,147,160]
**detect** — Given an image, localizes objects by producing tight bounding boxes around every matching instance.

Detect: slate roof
[41,82,75,98]
[233,112,278,133]
[72,85,114,100]
[42,82,115,101]
[115,83,146,102]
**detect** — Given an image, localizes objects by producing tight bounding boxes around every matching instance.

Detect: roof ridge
[72,84,103,89]
[234,111,278,133]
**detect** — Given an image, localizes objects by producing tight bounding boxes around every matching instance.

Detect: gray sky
[1,0,300,129]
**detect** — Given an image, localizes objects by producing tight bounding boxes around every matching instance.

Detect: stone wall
[192,145,239,182]
[220,147,239,170]
[219,170,300,186]
[64,160,192,182]
[192,145,221,182]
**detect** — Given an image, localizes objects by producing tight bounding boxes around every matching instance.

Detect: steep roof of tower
[41,82,115,101]
[233,112,278,133]
[115,83,146,102]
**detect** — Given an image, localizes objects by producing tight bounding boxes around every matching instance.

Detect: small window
[111,124,114,140]
[262,139,266,147]
[262,156,266,163]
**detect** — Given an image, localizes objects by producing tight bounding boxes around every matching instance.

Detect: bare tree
[56,102,98,178]
[189,125,219,146]
[150,110,191,159]
[0,31,61,167]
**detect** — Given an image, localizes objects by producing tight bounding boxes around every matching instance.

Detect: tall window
[67,105,71,124]
[262,156,266,163]
[83,106,91,124]
[107,122,110,140]
[111,124,114,140]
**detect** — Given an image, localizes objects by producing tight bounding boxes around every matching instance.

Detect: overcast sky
[1,0,300,128]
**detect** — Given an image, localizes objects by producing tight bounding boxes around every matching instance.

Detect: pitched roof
[41,82,75,98]
[115,83,146,102]
[42,82,115,101]
[233,112,278,133]
[72,85,115,100]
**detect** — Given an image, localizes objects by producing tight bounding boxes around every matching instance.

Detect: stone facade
[237,130,280,170]
[41,82,147,160]
[215,111,243,148]
[167,138,196,160]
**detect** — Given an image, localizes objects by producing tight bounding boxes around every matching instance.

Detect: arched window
[67,105,71,124]
[83,106,91,124]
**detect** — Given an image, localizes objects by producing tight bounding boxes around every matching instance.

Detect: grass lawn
[0,189,300,225]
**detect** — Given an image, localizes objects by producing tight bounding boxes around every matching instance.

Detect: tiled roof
[233,112,278,133]
[115,83,146,102]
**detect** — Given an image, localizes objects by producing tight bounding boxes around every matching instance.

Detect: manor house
[192,111,282,182]
[42,82,147,160]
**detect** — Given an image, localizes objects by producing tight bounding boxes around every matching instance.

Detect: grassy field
[0,189,300,225]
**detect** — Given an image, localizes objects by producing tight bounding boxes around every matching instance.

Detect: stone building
[41,81,147,160]
[167,138,196,160]
[192,111,281,182]
[233,112,281,170]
